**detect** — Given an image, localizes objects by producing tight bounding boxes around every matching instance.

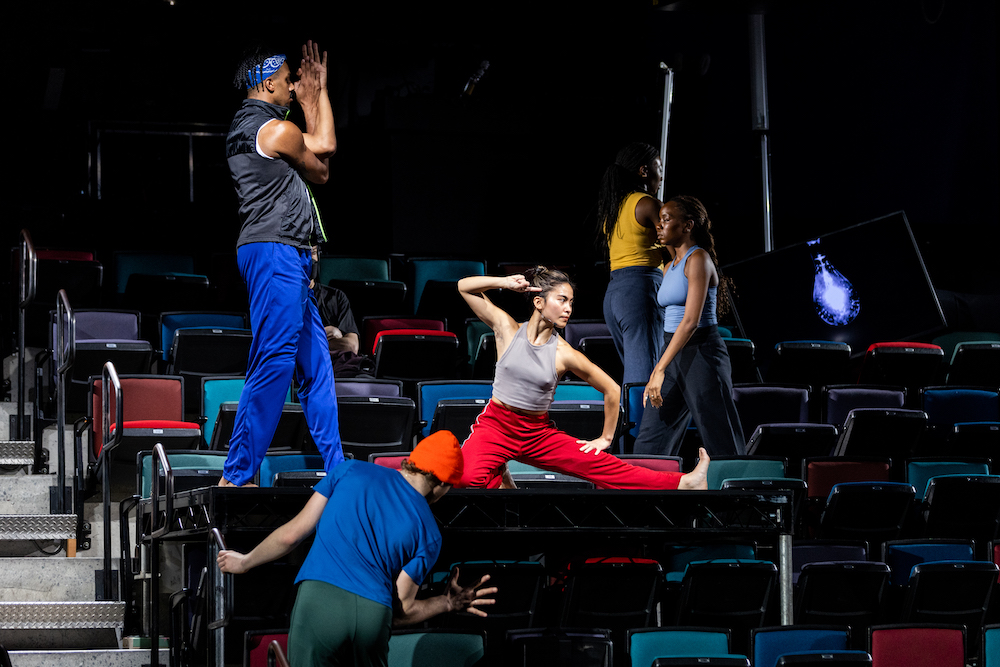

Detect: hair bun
[523,265,548,283]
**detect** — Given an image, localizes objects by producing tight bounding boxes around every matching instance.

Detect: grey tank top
[491,324,560,412]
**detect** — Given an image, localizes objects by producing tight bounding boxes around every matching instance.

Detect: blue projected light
[808,238,861,326]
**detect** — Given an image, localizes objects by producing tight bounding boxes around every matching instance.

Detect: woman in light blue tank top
[633,196,745,458]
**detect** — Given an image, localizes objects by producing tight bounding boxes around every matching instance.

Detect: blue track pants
[223,242,344,486]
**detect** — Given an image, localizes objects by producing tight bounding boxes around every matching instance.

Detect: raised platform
[137,485,796,667]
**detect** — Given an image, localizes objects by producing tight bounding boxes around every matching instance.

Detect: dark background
[9,0,999,333]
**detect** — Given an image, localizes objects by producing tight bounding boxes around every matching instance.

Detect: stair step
[0,398,34,441]
[0,556,112,601]
[0,440,34,466]
[8,648,169,667]
[0,514,76,541]
[0,475,63,514]
[0,600,125,629]
[0,601,126,650]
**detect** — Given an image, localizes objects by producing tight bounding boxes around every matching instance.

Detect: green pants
[288,580,393,667]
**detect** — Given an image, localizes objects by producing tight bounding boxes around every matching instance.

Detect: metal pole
[17,230,36,440]
[749,12,775,252]
[778,530,793,624]
[658,63,675,202]
[55,290,75,515]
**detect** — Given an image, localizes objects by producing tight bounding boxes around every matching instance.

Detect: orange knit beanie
[408,430,464,486]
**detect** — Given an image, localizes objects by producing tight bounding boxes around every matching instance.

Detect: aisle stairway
[0,401,165,666]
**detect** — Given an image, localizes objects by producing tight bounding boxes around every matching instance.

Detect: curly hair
[400,459,443,487]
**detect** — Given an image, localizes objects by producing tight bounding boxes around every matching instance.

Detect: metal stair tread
[0,514,77,540]
[0,601,125,629]
[0,440,34,466]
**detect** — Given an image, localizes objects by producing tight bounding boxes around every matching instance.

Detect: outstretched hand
[446,568,497,617]
[504,274,542,294]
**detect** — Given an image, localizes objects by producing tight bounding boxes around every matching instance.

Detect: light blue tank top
[491,324,559,412]
[658,246,718,333]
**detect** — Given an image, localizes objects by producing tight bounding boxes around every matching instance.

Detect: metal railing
[54,290,74,516]
[268,640,290,667]
[100,361,122,602]
[17,230,36,441]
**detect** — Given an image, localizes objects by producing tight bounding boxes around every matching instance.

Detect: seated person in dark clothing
[311,247,373,377]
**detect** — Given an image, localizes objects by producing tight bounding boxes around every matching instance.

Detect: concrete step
[0,556,115,602]
[0,395,35,441]
[0,601,125,649]
[3,351,38,412]
[41,423,81,480]
[0,474,67,515]
[8,648,169,667]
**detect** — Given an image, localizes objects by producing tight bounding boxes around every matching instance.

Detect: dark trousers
[602,266,664,387]
[633,326,746,457]
[289,580,392,667]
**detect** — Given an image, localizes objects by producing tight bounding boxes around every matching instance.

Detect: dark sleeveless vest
[226,99,315,250]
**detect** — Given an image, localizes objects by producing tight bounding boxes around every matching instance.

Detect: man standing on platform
[220,41,343,487]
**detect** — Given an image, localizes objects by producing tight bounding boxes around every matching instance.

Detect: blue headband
[247,54,287,90]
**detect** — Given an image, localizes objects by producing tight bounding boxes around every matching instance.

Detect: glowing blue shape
[808,239,860,326]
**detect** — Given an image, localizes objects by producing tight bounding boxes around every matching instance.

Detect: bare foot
[676,447,710,490]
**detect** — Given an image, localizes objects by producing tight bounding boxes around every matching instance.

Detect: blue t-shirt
[294,460,442,609]
[658,246,718,333]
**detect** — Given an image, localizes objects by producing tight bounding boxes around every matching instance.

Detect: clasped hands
[293,40,328,105]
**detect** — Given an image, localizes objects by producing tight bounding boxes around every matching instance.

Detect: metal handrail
[118,494,141,633]
[149,442,174,667]
[18,230,36,308]
[207,526,231,642]
[17,230,36,440]
[53,290,74,515]
[100,362,122,602]
[150,442,174,539]
[101,362,123,460]
[55,290,76,376]
[268,640,290,667]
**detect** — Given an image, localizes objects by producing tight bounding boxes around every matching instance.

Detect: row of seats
[31,292,998,439]
[235,581,1000,666]
[31,290,998,400]
[736,337,1000,391]
[240,623,1000,667]
[79,367,1000,494]
[16,243,996,388]
[15,251,495,345]
[53,314,1000,456]
[469,317,1000,390]
[126,441,1000,546]
[137,444,998,667]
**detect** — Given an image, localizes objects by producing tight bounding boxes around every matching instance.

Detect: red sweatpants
[458,401,683,490]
